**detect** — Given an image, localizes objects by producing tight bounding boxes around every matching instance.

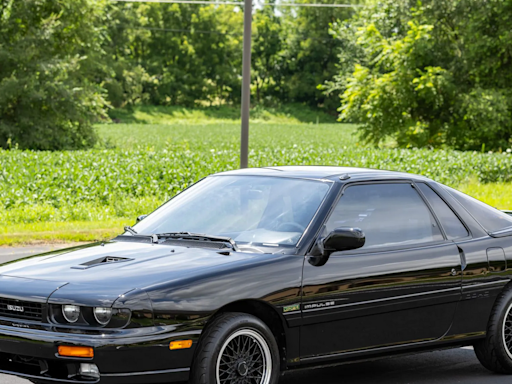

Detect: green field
[2,105,512,246]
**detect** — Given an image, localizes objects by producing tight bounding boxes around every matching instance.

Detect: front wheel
[474,287,512,373]
[190,312,280,384]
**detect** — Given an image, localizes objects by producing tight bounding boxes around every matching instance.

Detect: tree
[331,0,512,151]
[100,1,362,111]
[252,6,286,103]
[103,2,243,107]
[0,0,109,150]
[281,0,359,110]
[101,2,157,108]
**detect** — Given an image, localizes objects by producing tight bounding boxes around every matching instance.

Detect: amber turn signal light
[169,340,193,350]
[58,346,94,358]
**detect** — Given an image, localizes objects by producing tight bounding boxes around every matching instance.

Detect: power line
[133,26,336,41]
[111,0,362,8]
[109,0,361,169]
[271,2,360,7]
[140,27,242,35]
[113,0,242,5]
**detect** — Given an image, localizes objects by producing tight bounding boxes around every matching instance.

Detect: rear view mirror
[322,227,365,253]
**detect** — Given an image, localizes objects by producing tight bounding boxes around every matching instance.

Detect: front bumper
[0,322,200,383]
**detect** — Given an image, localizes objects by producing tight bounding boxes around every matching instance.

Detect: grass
[2,104,512,246]
[0,220,124,247]
[98,121,357,151]
[107,103,338,125]
[100,104,354,151]
[458,181,512,210]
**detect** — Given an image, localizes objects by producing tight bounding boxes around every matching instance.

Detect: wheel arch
[204,299,289,372]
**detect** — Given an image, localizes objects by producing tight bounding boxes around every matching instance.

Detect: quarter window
[325,183,443,249]
[443,185,512,234]
[416,183,469,240]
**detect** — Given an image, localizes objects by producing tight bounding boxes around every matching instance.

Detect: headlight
[93,307,112,325]
[62,305,80,323]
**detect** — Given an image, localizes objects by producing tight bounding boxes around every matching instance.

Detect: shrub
[0,0,109,150]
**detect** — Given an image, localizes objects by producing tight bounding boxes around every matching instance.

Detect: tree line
[0,0,357,150]
[328,0,512,151]
[1,0,512,152]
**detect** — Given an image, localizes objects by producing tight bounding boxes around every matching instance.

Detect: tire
[474,287,512,373]
[189,312,280,384]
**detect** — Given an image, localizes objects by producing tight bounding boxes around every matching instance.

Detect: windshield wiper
[124,226,138,235]
[153,232,239,251]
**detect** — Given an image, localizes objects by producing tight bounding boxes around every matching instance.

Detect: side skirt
[290,333,484,370]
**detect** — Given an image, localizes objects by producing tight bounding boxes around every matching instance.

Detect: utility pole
[239,0,252,168]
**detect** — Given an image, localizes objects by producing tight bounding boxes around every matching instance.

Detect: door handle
[457,246,467,271]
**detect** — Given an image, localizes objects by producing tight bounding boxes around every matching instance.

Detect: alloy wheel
[216,328,272,384]
[503,302,512,360]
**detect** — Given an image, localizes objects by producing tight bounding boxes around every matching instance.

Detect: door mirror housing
[322,227,365,254]
[136,214,148,223]
[309,227,365,267]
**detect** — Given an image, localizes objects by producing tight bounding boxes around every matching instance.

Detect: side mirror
[322,227,365,254]
[309,227,365,267]
[136,214,148,223]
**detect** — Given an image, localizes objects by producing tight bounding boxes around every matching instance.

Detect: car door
[300,181,463,361]
[420,182,511,337]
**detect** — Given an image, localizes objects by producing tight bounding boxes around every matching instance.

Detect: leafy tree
[101,2,157,108]
[281,0,359,110]
[100,1,362,111]
[0,0,109,150]
[103,2,243,107]
[252,6,286,103]
[332,0,512,151]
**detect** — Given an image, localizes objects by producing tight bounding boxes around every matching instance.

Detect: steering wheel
[276,222,306,232]
[267,212,305,232]
[266,212,288,230]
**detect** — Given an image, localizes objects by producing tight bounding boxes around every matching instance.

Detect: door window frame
[414,181,473,241]
[309,179,460,256]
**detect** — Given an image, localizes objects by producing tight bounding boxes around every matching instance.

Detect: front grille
[0,298,43,321]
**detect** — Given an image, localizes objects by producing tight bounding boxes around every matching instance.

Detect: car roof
[215,166,431,182]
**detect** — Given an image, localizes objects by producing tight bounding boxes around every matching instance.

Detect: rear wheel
[190,312,280,384]
[474,287,512,373]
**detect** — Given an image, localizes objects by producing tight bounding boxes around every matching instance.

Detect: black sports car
[1,166,512,384]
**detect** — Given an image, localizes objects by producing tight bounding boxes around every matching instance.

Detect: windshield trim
[293,179,335,249]
[214,173,336,184]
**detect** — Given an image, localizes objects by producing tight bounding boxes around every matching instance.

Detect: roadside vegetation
[1,105,512,246]
[2,1,512,245]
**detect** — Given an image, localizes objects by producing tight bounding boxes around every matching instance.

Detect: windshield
[132,175,331,249]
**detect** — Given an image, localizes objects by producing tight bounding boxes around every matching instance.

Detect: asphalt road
[0,246,509,384]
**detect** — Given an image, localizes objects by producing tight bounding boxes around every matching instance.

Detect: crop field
[2,105,512,246]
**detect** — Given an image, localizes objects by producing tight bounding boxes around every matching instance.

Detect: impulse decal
[303,301,335,310]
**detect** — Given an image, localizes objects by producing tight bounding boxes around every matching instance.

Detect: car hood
[0,241,267,305]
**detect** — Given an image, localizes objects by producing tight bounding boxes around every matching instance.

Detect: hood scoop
[71,256,134,270]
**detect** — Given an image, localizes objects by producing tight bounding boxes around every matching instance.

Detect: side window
[325,183,443,250]
[416,183,469,240]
